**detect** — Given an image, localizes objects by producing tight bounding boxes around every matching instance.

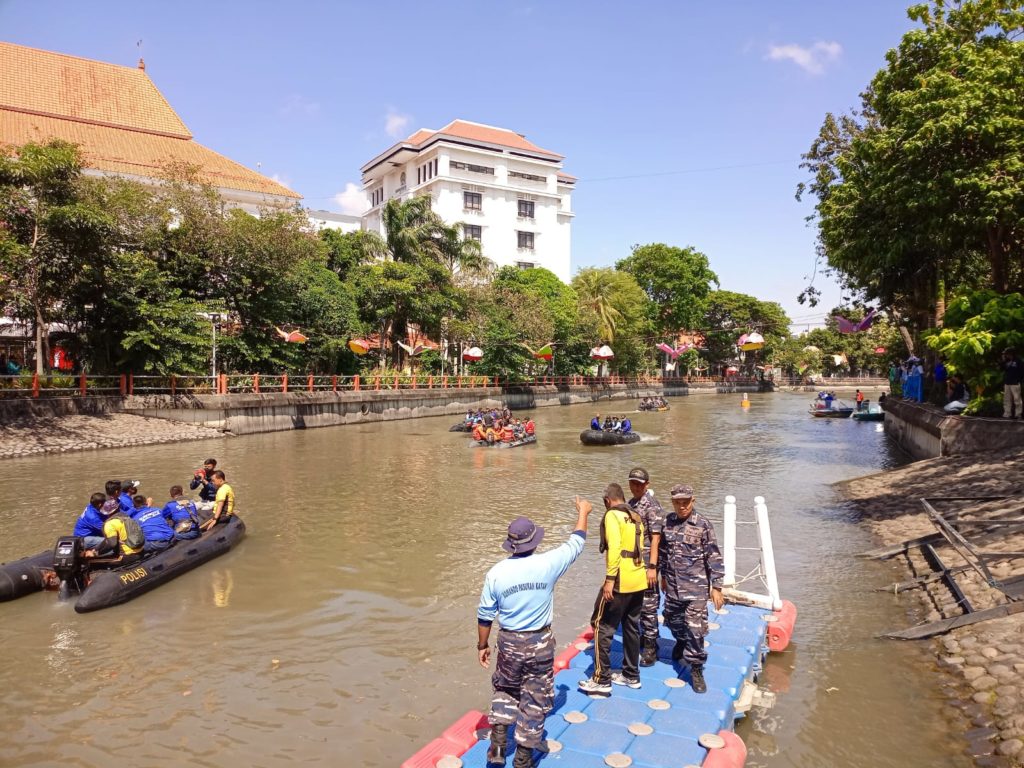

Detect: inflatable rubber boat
[0,516,245,613]
[579,429,641,446]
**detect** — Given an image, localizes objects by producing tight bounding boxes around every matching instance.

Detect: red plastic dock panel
[441,710,488,753]
[401,737,462,768]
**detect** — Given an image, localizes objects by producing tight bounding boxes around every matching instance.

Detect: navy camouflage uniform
[658,509,724,666]
[628,489,665,643]
[489,627,555,747]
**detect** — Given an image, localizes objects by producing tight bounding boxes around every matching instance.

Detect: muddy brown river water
[0,392,972,767]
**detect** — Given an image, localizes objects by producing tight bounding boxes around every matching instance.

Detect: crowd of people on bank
[887,348,1021,418]
[71,458,236,568]
[589,413,632,433]
[637,397,668,411]
[475,469,723,767]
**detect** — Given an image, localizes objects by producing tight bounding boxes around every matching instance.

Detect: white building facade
[359,120,574,282]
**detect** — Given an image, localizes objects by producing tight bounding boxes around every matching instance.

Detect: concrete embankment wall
[118,381,762,436]
[883,399,1024,459]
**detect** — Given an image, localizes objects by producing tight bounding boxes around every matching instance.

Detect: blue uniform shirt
[189,473,218,502]
[131,505,175,542]
[590,418,601,430]
[478,531,586,632]
[73,504,106,537]
[162,498,198,529]
[118,492,134,513]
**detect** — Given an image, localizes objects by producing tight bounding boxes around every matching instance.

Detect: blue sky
[1,1,917,328]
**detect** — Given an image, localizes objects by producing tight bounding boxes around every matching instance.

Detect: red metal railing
[0,372,766,400]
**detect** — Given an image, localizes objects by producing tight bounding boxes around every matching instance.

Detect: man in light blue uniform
[477,497,593,768]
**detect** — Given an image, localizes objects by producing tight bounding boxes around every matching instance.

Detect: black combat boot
[639,638,658,667]
[691,665,707,694]
[512,746,535,768]
[486,724,508,766]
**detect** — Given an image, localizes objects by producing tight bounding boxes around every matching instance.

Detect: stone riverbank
[838,448,1024,766]
[0,413,224,460]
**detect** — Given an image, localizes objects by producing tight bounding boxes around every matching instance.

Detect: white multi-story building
[360,120,575,282]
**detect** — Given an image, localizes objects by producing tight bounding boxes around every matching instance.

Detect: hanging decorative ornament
[463,346,484,362]
[739,332,765,351]
[348,338,370,355]
[275,326,308,343]
[590,344,614,360]
[524,343,554,360]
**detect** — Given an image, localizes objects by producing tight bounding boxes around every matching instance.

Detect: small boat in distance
[580,429,642,445]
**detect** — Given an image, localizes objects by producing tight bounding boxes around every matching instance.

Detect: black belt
[621,549,639,558]
[501,624,551,635]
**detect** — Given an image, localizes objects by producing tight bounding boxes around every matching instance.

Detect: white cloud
[766,41,842,75]
[333,182,367,215]
[280,94,321,117]
[269,173,292,189]
[384,108,411,139]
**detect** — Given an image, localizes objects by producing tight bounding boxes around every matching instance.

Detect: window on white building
[464,191,482,211]
[463,224,482,241]
[370,187,384,207]
[451,161,494,176]
[517,200,535,219]
[517,231,535,250]
[516,261,535,269]
[509,170,547,183]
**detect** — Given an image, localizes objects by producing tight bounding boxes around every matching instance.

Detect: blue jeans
[174,529,200,541]
[143,538,173,554]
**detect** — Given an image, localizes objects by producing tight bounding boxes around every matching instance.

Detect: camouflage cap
[669,484,694,500]
[628,467,650,483]
[100,499,120,515]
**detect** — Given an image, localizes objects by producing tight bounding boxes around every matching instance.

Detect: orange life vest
[525,421,535,435]
[502,425,514,442]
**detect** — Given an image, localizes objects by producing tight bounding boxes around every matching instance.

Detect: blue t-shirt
[131,505,175,542]
[591,418,600,430]
[478,532,586,632]
[73,504,106,537]
[118,492,135,514]
[162,499,198,529]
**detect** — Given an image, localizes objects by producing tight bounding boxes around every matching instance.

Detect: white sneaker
[611,672,641,689]
[578,677,612,695]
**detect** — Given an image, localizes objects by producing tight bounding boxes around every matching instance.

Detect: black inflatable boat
[579,429,641,446]
[0,516,245,613]
[471,435,537,448]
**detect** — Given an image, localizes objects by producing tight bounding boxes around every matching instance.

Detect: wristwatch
[477,641,489,650]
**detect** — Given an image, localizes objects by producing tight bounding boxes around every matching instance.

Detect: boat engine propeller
[53,536,88,598]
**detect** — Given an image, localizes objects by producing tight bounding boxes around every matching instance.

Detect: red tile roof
[0,42,298,199]
[557,171,577,182]
[405,119,563,160]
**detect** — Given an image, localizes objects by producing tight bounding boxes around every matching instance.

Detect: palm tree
[573,267,623,343]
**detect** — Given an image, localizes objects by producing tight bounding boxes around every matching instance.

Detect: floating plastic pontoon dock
[405,497,797,768]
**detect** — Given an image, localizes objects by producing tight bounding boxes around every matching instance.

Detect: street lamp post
[210,313,221,380]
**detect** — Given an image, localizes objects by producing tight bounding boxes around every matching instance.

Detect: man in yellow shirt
[200,471,235,531]
[579,483,646,696]
[83,499,145,566]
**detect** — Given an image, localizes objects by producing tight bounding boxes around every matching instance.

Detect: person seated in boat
[485,422,500,444]
[602,415,613,431]
[162,486,202,541]
[200,471,235,531]
[82,499,145,568]
[620,417,632,434]
[472,422,487,442]
[591,413,601,430]
[502,407,512,422]
[74,492,112,551]
[823,392,835,409]
[501,421,515,443]
[524,418,535,436]
[118,480,141,513]
[131,495,176,554]
[610,416,621,431]
[513,419,525,440]
[190,458,219,503]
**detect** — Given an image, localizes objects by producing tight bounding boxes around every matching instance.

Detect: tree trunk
[988,225,1009,293]
[34,303,47,376]
[934,278,945,329]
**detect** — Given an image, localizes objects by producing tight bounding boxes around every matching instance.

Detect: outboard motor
[53,536,87,598]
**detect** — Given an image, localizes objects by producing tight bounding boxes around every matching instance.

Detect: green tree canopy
[616,243,719,334]
[701,290,791,366]
[798,0,1024,328]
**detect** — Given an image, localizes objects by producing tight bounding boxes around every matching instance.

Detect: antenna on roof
[136,39,145,71]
